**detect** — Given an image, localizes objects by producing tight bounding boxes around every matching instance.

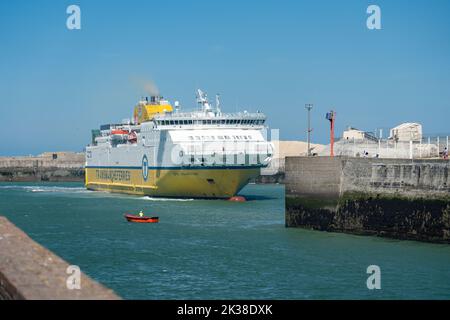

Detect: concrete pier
[285,157,450,243]
[0,152,84,182]
[0,216,120,299]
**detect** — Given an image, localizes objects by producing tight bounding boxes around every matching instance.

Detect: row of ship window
[188,135,253,141]
[155,119,265,126]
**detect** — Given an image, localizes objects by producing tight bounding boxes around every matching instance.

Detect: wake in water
[30,186,89,193]
[139,196,194,202]
[0,185,89,193]
[0,185,196,201]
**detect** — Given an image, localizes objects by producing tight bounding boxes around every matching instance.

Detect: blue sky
[0,0,449,155]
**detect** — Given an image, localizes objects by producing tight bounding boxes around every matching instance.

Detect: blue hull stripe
[85,165,265,170]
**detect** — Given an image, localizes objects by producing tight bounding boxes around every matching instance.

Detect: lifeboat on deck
[124,214,159,223]
[111,129,129,141]
[111,129,129,135]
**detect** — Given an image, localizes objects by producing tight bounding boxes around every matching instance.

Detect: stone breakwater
[0,152,85,182]
[285,157,450,243]
[0,216,120,299]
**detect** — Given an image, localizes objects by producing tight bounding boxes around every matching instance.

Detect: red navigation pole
[326,110,336,157]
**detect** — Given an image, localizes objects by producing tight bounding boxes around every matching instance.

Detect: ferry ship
[85,89,273,198]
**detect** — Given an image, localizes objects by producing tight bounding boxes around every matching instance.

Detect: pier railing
[328,136,449,159]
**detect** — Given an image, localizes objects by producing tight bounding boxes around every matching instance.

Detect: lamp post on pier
[305,104,313,156]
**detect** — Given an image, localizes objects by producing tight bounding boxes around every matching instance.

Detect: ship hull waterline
[85,166,262,199]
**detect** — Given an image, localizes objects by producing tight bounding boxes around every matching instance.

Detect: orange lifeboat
[111,129,129,135]
[124,214,159,223]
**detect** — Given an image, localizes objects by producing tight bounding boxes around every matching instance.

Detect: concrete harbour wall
[0,153,85,182]
[285,157,450,243]
[0,216,120,299]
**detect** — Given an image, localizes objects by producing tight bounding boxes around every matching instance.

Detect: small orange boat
[124,214,159,223]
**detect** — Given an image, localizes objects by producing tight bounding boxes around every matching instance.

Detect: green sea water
[0,182,449,299]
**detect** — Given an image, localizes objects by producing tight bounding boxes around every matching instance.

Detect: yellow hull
[85,166,260,198]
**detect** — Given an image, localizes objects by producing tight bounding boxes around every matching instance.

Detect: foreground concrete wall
[0,154,85,182]
[285,157,450,243]
[0,216,119,299]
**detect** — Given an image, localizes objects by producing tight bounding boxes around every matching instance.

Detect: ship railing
[153,111,266,120]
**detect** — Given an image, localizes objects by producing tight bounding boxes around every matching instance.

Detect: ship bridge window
[224,135,230,139]
[218,136,224,140]
[195,136,200,140]
[189,136,194,140]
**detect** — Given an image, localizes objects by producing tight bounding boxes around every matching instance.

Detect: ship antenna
[215,93,221,114]
[197,89,211,112]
